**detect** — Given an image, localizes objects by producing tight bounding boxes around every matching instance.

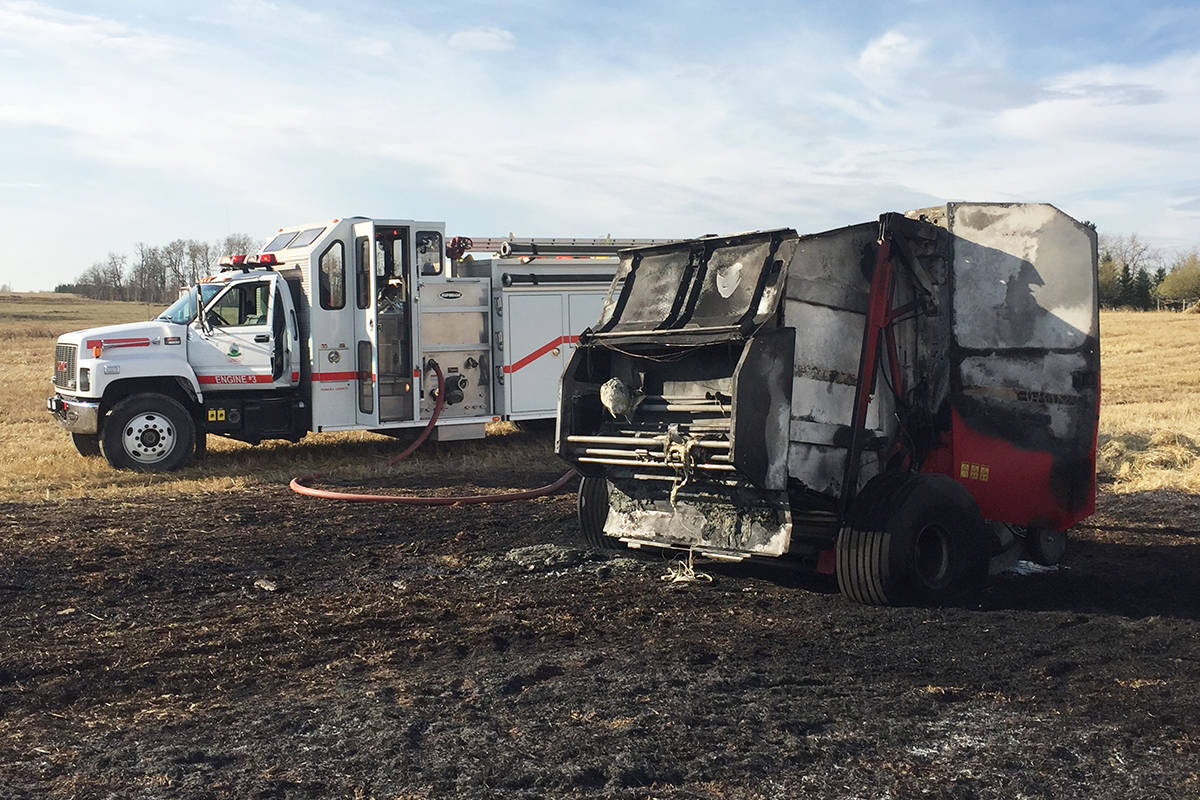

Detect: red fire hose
[289,360,578,504]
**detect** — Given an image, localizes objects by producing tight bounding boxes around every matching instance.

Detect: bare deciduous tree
[186,240,212,284]
[219,233,259,260]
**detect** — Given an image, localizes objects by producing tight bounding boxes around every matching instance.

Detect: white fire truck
[47,217,673,470]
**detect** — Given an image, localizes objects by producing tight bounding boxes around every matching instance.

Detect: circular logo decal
[327,350,341,364]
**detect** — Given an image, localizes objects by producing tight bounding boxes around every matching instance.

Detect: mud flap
[603,480,792,557]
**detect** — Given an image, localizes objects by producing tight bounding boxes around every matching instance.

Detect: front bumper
[47,395,100,434]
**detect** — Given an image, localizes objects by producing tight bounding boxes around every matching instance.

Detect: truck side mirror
[195,286,212,335]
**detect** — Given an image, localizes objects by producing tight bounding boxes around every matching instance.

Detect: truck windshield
[157,284,223,325]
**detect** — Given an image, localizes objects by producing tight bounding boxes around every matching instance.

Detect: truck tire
[1025,526,1067,566]
[71,433,102,457]
[837,473,988,605]
[578,476,621,550]
[101,393,196,472]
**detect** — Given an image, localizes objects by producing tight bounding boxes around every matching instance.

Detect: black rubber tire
[101,393,196,472]
[837,473,988,605]
[578,476,621,550]
[1026,526,1068,566]
[71,433,102,457]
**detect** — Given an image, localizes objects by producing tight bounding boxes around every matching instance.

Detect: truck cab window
[417,231,443,276]
[273,287,287,380]
[264,231,298,252]
[208,282,271,327]
[355,236,370,309]
[158,283,221,325]
[375,229,409,280]
[319,241,345,310]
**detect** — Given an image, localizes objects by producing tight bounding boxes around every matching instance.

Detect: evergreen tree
[1098,255,1121,307]
[1118,263,1134,307]
[1132,268,1153,310]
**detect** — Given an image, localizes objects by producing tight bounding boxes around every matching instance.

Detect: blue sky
[2,0,1199,291]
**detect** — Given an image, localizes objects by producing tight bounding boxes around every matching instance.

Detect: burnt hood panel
[590,229,798,339]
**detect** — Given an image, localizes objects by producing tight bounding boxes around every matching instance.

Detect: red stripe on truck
[85,337,150,349]
[197,374,273,385]
[311,371,359,382]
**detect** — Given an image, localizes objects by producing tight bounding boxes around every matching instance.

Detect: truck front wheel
[101,393,196,472]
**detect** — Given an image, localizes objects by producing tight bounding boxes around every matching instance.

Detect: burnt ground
[1,461,1198,800]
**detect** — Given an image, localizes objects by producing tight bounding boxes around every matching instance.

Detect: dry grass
[1098,311,1200,493]
[0,292,555,503]
[4,295,1197,501]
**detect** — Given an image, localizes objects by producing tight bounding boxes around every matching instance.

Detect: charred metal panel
[949,203,1097,349]
[592,230,796,340]
[787,443,884,497]
[942,203,1099,527]
[596,248,694,333]
[959,352,1092,441]
[604,480,792,557]
[730,327,794,490]
[780,222,907,498]
[785,222,878,308]
[689,239,772,328]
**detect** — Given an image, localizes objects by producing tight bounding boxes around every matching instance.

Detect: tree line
[1098,233,1200,310]
[47,227,1200,311]
[54,234,259,305]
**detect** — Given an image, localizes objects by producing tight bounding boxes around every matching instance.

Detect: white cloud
[448,26,516,52]
[855,29,925,81]
[0,1,181,58]
[355,37,391,58]
[2,2,1200,290]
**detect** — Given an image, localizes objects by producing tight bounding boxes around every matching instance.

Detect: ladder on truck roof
[453,236,680,258]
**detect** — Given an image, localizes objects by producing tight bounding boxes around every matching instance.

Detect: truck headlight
[79,368,90,392]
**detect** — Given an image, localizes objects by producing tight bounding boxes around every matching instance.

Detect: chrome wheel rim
[122,412,176,464]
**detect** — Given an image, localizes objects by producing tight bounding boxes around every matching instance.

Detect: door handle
[254,334,270,343]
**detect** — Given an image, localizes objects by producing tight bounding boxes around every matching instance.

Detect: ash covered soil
[1,462,1199,799]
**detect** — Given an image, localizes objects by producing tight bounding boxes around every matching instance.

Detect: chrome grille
[54,343,77,389]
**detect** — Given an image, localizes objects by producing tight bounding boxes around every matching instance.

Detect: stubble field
[0,294,1198,799]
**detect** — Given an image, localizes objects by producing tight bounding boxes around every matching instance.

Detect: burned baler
[556,204,1099,603]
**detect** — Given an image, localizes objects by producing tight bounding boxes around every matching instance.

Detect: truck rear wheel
[71,433,102,457]
[101,393,196,472]
[837,473,988,605]
[578,476,621,550]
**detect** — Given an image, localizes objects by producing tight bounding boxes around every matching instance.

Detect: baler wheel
[578,476,621,550]
[838,473,988,605]
[1025,526,1068,566]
